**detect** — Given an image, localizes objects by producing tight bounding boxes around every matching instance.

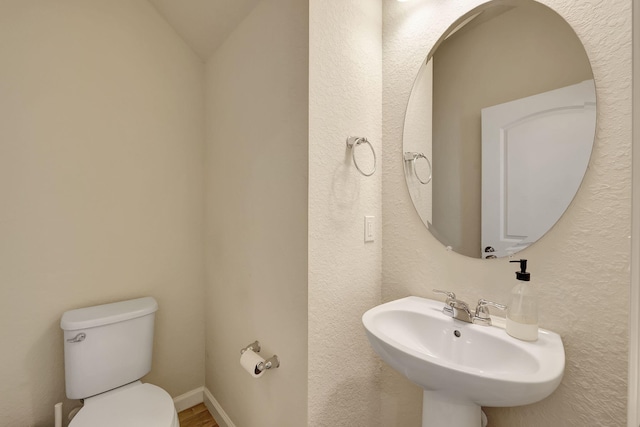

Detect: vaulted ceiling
[148,0,261,60]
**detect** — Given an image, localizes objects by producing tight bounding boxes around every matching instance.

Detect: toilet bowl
[61,297,179,427]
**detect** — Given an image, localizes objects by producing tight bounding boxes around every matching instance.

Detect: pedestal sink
[362,296,564,427]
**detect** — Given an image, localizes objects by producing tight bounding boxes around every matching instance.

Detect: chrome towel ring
[404,152,432,185]
[346,136,376,177]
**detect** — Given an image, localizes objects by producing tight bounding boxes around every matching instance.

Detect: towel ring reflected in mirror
[404,152,432,185]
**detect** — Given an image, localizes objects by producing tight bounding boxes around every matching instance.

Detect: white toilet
[60,296,179,427]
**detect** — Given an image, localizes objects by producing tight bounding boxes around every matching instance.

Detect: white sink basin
[362,296,564,426]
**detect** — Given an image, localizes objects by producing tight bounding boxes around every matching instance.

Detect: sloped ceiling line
[147,0,261,60]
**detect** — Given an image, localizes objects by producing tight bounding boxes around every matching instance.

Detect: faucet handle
[433,289,459,319]
[473,299,507,326]
[433,289,456,303]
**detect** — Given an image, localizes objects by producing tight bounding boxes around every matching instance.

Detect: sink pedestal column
[422,391,482,427]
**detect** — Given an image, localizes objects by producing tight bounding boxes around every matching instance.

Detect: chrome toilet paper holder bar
[240,341,261,354]
[257,355,280,372]
[240,341,280,372]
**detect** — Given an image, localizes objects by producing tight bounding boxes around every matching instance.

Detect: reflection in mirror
[403,0,595,259]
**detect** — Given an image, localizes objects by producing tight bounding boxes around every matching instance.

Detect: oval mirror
[403,0,596,259]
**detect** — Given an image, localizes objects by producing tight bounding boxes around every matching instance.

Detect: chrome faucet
[433,290,507,326]
[432,290,473,323]
[473,299,508,326]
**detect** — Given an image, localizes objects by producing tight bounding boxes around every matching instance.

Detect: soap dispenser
[506,259,538,341]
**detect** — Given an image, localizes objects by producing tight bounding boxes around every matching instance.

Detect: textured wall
[382,0,631,425]
[309,0,383,425]
[631,4,640,424]
[204,0,309,426]
[0,1,206,425]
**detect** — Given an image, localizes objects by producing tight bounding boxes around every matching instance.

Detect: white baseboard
[173,386,204,412]
[203,387,236,427]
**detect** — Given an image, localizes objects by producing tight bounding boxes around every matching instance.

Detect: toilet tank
[60,297,159,399]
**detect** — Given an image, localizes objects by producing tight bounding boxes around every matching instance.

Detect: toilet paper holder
[240,341,280,372]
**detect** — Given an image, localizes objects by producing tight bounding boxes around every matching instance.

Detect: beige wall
[431,1,593,258]
[204,0,309,426]
[309,0,383,425]
[383,0,631,425]
[0,1,206,425]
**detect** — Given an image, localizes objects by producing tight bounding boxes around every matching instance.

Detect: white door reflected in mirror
[481,80,596,258]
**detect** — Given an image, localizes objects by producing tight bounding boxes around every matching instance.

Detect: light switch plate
[365,216,375,242]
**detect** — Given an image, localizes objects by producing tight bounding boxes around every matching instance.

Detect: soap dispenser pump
[506,259,538,341]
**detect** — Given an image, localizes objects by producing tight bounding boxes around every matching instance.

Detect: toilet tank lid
[61,297,158,331]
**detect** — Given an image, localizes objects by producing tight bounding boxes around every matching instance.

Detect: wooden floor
[178,403,218,427]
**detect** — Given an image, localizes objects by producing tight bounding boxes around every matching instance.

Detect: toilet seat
[69,382,178,427]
